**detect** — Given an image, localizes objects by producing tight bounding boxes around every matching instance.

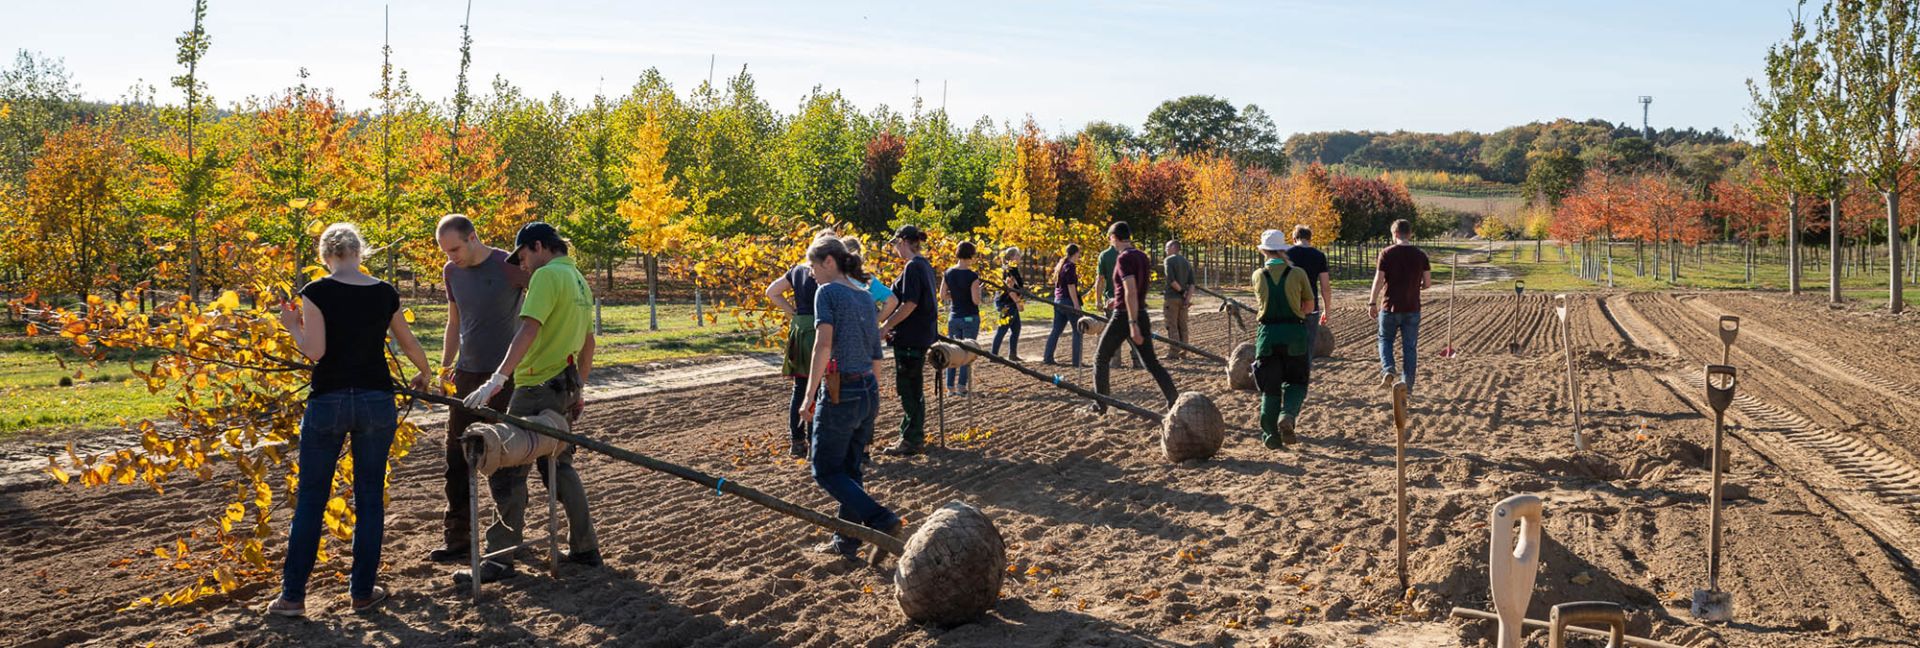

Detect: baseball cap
[1259,229,1291,252]
[506,222,562,265]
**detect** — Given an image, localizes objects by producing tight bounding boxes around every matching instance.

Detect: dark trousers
[893,345,928,446]
[810,374,897,552]
[992,307,1022,358]
[485,371,598,561]
[1094,309,1178,408]
[445,370,512,549]
[788,378,811,444]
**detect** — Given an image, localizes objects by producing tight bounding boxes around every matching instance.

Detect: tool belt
[824,371,871,404]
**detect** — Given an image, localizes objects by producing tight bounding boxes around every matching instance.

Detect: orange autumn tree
[403,125,531,282]
[229,82,358,281]
[6,121,148,298]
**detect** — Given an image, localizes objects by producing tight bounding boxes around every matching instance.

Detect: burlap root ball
[1161,391,1227,462]
[1074,316,1104,337]
[895,501,1006,626]
[930,342,977,369]
[1227,342,1256,391]
[1313,324,1335,358]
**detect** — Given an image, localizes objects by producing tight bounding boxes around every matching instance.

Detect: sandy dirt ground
[3,289,1919,647]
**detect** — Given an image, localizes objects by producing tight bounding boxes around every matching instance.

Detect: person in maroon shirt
[1092,221,1178,412]
[1368,219,1432,396]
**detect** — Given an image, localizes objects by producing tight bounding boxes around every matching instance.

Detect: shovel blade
[1690,589,1733,622]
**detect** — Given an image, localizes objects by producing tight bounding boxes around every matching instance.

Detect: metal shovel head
[1690,588,1734,622]
[1554,294,1569,323]
[1514,280,1525,297]
[1718,315,1740,347]
[1705,364,1737,415]
[1439,346,1456,358]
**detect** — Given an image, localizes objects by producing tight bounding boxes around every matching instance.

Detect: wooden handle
[932,333,1164,423]
[399,388,906,555]
[986,279,1225,363]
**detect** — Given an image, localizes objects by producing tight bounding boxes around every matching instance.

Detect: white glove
[463,372,508,410]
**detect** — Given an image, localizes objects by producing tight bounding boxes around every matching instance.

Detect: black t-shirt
[1285,246,1330,304]
[785,265,819,316]
[300,277,401,395]
[891,256,939,348]
[944,266,981,318]
[996,266,1024,310]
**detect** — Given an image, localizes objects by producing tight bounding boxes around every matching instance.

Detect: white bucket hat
[1259,229,1291,252]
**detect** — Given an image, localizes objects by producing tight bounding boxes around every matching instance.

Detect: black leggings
[992,308,1022,356]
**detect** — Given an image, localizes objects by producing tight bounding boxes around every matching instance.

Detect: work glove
[463,372,508,411]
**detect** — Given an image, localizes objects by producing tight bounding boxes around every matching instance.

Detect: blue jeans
[810,374,897,553]
[1043,308,1082,366]
[991,306,1022,358]
[945,315,979,391]
[1378,311,1421,394]
[281,388,398,603]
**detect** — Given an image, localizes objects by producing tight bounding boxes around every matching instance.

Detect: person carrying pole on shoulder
[1251,230,1316,450]
[454,222,601,586]
[1284,225,1331,362]
[1092,221,1178,412]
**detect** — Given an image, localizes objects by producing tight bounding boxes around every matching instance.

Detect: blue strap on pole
[1052,374,1063,386]
[715,477,726,496]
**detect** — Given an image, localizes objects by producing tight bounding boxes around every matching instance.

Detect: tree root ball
[1161,391,1227,462]
[1227,342,1256,391]
[1075,316,1104,337]
[894,501,1006,626]
[929,342,977,369]
[1313,324,1335,358]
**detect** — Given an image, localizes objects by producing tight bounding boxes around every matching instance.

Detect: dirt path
[3,293,1917,647]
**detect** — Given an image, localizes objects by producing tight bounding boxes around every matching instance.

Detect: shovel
[1392,383,1411,592]
[1557,295,1586,451]
[1489,493,1545,648]
[1691,364,1738,623]
[1550,601,1628,648]
[1440,252,1459,358]
[1717,316,1740,365]
[1506,281,1526,354]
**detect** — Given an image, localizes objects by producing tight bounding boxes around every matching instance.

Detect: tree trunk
[1787,195,1801,295]
[1889,191,1903,314]
[1830,199,1843,304]
[647,254,660,331]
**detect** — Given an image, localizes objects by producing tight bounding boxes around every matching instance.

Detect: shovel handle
[1550,601,1627,648]
[1704,364,1736,415]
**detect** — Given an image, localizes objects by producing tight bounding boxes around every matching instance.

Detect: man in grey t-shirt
[1162,240,1194,361]
[428,214,529,562]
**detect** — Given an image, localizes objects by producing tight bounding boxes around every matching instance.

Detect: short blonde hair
[318,223,367,261]
[1003,246,1022,261]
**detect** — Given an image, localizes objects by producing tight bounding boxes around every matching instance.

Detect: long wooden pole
[934,334,1164,423]
[984,279,1224,364]
[401,389,906,555]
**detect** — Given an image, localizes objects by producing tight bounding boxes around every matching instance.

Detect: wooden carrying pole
[934,333,1164,422]
[985,279,1224,364]
[401,389,906,556]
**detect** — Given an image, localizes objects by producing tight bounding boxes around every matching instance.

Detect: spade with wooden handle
[1506,280,1526,354]
[1556,295,1586,451]
[1550,602,1628,648]
[1440,252,1459,358]
[1717,316,1739,365]
[1489,494,1545,648]
[1692,364,1738,623]
[1392,383,1411,592]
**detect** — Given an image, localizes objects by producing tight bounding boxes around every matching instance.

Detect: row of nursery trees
[0,1,1440,321]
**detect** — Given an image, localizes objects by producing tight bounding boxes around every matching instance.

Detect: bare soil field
[3,291,1918,647]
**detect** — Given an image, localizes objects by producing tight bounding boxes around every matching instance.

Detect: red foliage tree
[1109,155,1193,238]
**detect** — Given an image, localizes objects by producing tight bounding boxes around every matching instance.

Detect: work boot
[563,549,603,567]
[788,436,808,459]
[882,441,923,457]
[1379,373,1395,389]
[869,518,907,566]
[1263,433,1286,450]
[428,544,470,563]
[1279,415,1299,445]
[452,560,518,587]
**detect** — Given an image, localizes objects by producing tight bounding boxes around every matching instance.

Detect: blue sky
[6,1,1791,138]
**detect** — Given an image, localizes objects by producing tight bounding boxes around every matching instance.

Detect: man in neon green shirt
[457,222,601,585]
